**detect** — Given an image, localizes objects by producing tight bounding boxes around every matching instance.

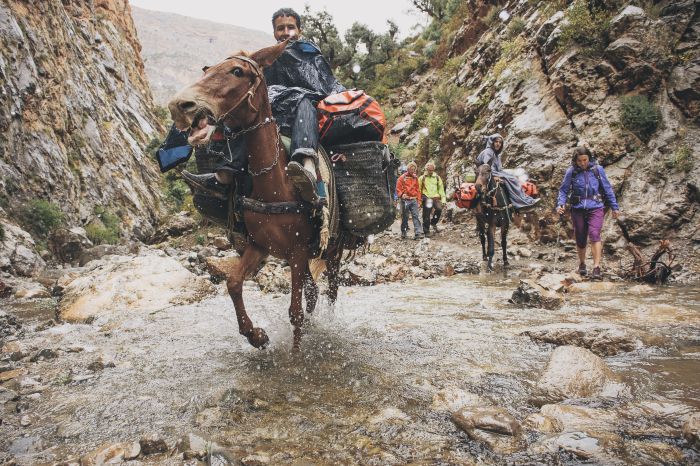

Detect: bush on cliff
[620,95,661,141]
[559,0,611,55]
[18,200,64,240]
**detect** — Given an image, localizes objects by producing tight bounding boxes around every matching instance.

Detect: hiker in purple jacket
[557,147,620,280]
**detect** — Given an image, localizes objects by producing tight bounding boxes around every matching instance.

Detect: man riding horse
[182,7,345,205]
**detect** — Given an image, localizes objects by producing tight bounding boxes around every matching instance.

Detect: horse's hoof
[244,328,269,349]
[503,261,510,268]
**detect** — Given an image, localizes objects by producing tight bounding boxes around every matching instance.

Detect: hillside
[131,6,273,105]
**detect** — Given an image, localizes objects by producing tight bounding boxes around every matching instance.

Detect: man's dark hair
[272,8,301,29]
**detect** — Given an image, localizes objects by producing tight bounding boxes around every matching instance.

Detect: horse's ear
[250,39,289,68]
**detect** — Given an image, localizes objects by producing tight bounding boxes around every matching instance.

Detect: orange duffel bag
[521,180,539,197]
[454,182,478,209]
[317,90,386,146]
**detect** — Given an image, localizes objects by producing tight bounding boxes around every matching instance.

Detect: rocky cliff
[388,0,699,269]
[132,6,273,106]
[0,0,164,274]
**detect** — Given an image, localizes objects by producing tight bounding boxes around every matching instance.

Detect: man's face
[408,165,417,175]
[427,165,435,175]
[273,15,300,42]
[493,139,503,151]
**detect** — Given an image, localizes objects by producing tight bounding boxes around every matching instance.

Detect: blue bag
[156,124,192,173]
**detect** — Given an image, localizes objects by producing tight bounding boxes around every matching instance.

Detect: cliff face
[388,0,700,266]
[132,6,272,106]
[0,0,163,242]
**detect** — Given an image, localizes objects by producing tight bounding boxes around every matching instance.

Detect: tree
[411,0,448,21]
[302,7,351,69]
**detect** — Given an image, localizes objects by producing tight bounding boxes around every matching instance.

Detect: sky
[128,0,428,38]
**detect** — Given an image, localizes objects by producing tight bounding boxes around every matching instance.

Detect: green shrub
[558,0,611,55]
[620,95,661,140]
[434,82,461,113]
[18,199,64,239]
[86,207,121,245]
[145,136,161,155]
[665,144,694,173]
[408,104,430,133]
[506,16,526,38]
[195,234,206,245]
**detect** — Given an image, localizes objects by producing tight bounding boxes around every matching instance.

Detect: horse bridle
[214,55,265,125]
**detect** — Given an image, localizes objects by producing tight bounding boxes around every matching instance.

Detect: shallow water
[1,275,699,464]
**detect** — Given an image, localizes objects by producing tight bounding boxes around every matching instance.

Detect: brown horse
[474,163,512,272]
[168,41,346,350]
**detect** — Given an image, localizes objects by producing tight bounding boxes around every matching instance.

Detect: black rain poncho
[264,40,345,131]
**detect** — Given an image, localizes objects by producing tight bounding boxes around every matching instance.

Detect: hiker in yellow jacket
[419,161,446,236]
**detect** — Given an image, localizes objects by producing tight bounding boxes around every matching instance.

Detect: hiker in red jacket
[396,162,424,240]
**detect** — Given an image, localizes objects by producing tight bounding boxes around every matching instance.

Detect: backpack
[567,165,608,206]
[317,90,386,146]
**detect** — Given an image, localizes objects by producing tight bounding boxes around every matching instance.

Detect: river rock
[205,255,240,280]
[540,404,617,432]
[521,323,641,356]
[49,227,93,263]
[567,281,619,293]
[81,443,129,465]
[620,400,695,439]
[531,431,623,462]
[139,435,168,455]
[536,273,574,292]
[78,244,127,266]
[14,282,51,299]
[452,406,524,454]
[0,367,27,382]
[11,244,46,277]
[152,211,196,242]
[432,387,486,412]
[523,413,563,434]
[682,412,700,447]
[256,261,291,293]
[1,341,26,361]
[628,440,684,464]
[532,346,625,405]
[59,253,215,323]
[509,279,563,310]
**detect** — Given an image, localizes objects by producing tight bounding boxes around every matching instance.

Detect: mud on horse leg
[226,244,269,349]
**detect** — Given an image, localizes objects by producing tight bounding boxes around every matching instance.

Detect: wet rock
[20,415,31,427]
[14,282,51,299]
[531,431,623,462]
[11,244,46,277]
[256,261,291,293]
[1,341,26,361]
[212,236,231,250]
[536,273,576,292]
[9,436,43,455]
[521,323,641,356]
[452,406,524,454]
[59,253,215,323]
[49,227,93,263]
[139,435,168,455]
[152,211,196,242]
[682,412,700,447]
[432,387,485,412]
[523,413,563,434]
[30,348,58,362]
[0,367,27,382]
[81,443,129,465]
[509,279,563,310]
[628,440,683,464]
[205,255,240,281]
[516,247,532,258]
[78,244,126,267]
[176,433,209,459]
[0,387,19,404]
[540,404,617,432]
[532,346,624,405]
[368,407,410,425]
[124,441,141,460]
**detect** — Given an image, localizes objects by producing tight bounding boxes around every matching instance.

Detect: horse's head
[475,163,491,193]
[168,40,288,146]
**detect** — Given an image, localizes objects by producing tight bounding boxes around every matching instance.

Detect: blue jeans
[401,199,423,236]
[289,97,319,163]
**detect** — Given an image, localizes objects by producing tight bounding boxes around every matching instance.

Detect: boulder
[152,211,196,242]
[521,323,641,356]
[532,346,626,405]
[14,282,51,299]
[669,59,700,121]
[452,406,525,454]
[509,279,563,310]
[531,431,623,462]
[11,244,46,277]
[431,388,486,412]
[255,261,291,293]
[682,412,700,447]
[402,100,417,114]
[139,435,168,455]
[59,253,215,323]
[390,121,408,134]
[212,236,231,250]
[567,281,619,293]
[49,227,93,263]
[205,255,240,281]
[78,244,126,266]
[523,413,563,434]
[540,404,617,432]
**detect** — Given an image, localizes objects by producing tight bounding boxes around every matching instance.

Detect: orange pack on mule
[521,180,539,197]
[454,182,478,209]
[317,90,387,146]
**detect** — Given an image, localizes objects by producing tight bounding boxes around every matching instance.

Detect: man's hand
[611,210,620,219]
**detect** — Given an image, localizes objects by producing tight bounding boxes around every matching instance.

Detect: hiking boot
[432,224,440,233]
[414,234,423,240]
[286,161,319,204]
[577,263,587,276]
[424,230,431,237]
[401,231,407,239]
[591,266,602,280]
[181,171,229,199]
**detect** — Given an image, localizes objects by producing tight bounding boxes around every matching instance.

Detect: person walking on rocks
[556,147,620,280]
[419,161,446,237]
[396,162,424,240]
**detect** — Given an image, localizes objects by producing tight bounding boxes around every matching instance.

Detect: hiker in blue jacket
[557,147,621,280]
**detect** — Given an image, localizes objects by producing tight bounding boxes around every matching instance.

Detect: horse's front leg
[289,253,308,350]
[478,218,487,261]
[326,247,343,306]
[502,222,509,268]
[487,223,496,272]
[304,267,318,314]
[227,244,269,349]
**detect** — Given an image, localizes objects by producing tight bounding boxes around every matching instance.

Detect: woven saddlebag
[328,141,396,236]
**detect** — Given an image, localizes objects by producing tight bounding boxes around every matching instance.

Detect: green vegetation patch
[665,144,694,173]
[558,0,611,56]
[17,199,64,239]
[86,206,121,245]
[620,95,661,141]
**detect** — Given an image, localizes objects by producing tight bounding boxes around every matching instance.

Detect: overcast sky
[128,1,428,38]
